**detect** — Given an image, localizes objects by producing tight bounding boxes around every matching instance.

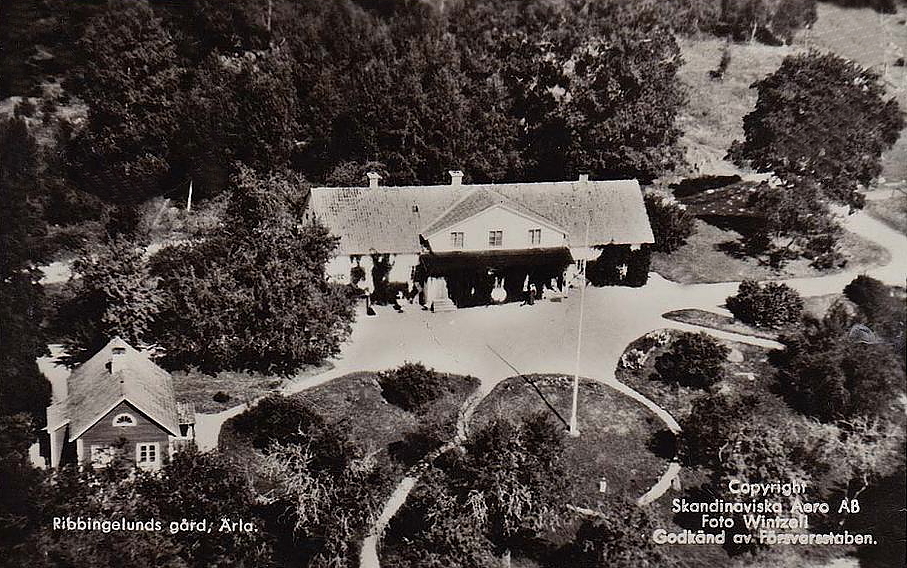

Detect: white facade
[425,204,568,253]
[325,252,420,289]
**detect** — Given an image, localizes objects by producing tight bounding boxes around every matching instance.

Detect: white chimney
[449,170,463,186]
[110,345,127,375]
[366,172,381,189]
[578,173,589,183]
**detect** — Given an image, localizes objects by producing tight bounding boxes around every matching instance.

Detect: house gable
[425,203,568,253]
[65,337,180,441]
[79,400,172,449]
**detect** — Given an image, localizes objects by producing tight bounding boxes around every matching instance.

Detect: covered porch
[418,247,575,310]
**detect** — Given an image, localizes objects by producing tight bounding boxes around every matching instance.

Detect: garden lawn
[651,219,890,284]
[172,363,331,413]
[662,308,782,340]
[220,370,479,502]
[866,193,907,235]
[614,330,803,567]
[471,374,671,507]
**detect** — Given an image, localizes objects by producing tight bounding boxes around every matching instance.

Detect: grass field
[172,363,331,413]
[219,370,480,503]
[662,308,783,339]
[676,3,907,183]
[651,219,890,284]
[865,192,907,234]
[472,374,671,505]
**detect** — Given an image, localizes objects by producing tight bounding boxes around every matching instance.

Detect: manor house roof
[308,178,654,256]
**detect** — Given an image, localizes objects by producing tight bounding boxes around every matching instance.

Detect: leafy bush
[223,395,349,469]
[13,99,36,118]
[377,362,451,413]
[644,192,696,253]
[775,307,906,422]
[586,245,650,287]
[625,246,651,287]
[654,332,728,389]
[726,280,804,328]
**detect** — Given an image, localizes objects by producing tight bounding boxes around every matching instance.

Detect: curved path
[354,211,906,567]
[35,212,899,563]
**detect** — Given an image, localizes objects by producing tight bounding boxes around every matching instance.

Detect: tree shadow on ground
[670,175,742,199]
[646,428,678,460]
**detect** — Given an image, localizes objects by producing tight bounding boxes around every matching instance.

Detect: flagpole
[569,214,591,437]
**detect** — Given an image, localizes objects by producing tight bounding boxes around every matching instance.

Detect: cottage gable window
[112,413,136,427]
[529,228,542,245]
[136,442,160,469]
[488,230,503,247]
[451,232,464,248]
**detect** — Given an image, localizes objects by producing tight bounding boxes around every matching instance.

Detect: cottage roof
[308,179,654,256]
[66,337,180,440]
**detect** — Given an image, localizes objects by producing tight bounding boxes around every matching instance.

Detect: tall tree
[55,238,164,366]
[151,166,354,375]
[729,52,903,208]
[0,117,51,425]
[66,0,185,204]
[180,47,299,197]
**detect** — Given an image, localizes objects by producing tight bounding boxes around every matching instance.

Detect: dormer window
[112,413,136,427]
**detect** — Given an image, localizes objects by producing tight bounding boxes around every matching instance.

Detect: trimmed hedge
[377,362,451,413]
[654,331,729,389]
[726,280,803,328]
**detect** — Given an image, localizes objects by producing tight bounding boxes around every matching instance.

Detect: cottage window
[136,442,160,469]
[450,232,464,248]
[488,230,503,248]
[529,228,542,245]
[112,413,136,427]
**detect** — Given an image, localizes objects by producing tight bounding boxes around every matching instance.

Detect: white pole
[186,179,193,212]
[569,215,591,437]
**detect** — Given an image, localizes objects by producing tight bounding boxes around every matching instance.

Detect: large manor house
[307,171,655,310]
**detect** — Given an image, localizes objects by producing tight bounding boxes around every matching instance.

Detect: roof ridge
[418,186,479,234]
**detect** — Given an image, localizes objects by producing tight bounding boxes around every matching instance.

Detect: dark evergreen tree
[0,117,51,425]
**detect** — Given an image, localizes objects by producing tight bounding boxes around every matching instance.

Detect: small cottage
[43,337,195,470]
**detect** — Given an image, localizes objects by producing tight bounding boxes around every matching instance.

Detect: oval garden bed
[381,374,675,567]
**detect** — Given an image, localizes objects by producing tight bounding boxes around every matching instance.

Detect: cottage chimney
[366,172,381,189]
[578,172,590,183]
[449,170,463,186]
[110,346,127,375]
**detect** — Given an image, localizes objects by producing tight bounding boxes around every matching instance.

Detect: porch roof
[419,247,573,276]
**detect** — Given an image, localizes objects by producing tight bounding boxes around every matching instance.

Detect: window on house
[488,230,503,247]
[529,228,542,245]
[136,442,160,469]
[451,232,464,248]
[112,413,136,427]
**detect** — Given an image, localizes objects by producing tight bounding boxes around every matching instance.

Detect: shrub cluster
[587,244,651,287]
[644,192,696,254]
[654,332,729,389]
[726,280,803,328]
[377,362,451,413]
